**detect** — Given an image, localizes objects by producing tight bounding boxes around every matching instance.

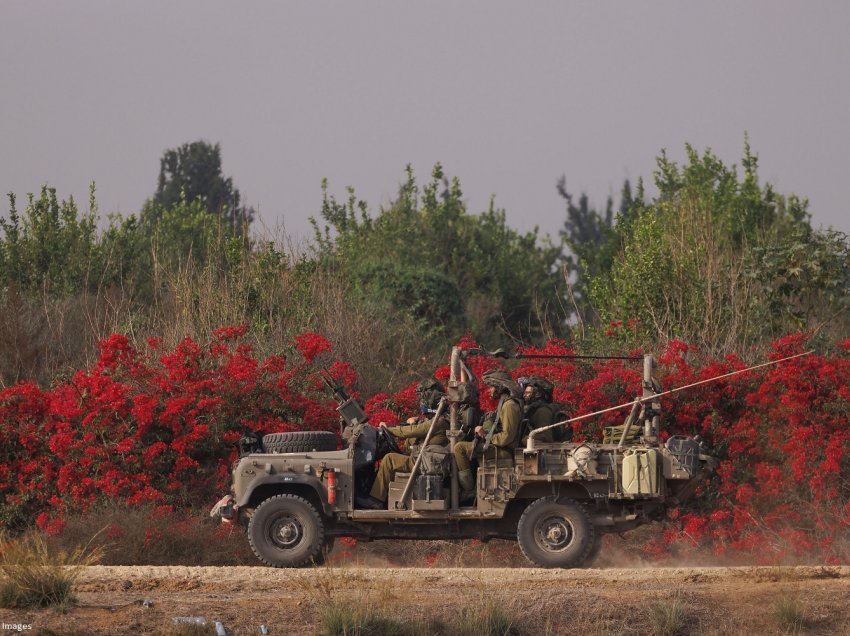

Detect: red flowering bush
[0,329,348,532]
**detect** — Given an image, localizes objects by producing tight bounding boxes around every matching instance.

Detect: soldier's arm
[387,419,431,441]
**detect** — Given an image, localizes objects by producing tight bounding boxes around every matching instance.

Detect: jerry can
[622,448,659,495]
[665,436,700,476]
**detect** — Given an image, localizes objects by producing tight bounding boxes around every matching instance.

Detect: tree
[152,140,253,231]
[557,178,641,326]
[311,164,565,346]
[0,184,102,295]
[588,141,847,357]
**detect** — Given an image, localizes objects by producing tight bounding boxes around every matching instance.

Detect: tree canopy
[310,164,565,347]
[151,140,253,231]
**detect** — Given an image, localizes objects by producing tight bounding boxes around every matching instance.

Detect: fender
[236,473,333,516]
[514,480,594,502]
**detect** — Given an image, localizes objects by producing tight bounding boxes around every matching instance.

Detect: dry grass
[47,504,256,567]
[0,227,439,395]
[452,599,518,636]
[297,563,521,636]
[0,530,100,609]
[648,591,687,636]
[773,594,807,634]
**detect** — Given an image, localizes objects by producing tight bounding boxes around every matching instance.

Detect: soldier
[518,375,555,443]
[452,369,523,502]
[356,378,449,509]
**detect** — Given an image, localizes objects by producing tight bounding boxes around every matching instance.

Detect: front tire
[248,495,325,567]
[517,496,594,568]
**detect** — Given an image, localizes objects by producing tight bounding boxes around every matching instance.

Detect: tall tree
[153,140,253,231]
[557,177,640,326]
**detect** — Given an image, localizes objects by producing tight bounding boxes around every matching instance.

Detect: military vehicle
[211,346,721,568]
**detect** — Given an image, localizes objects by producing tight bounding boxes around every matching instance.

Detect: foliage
[0,327,349,530]
[153,139,253,231]
[748,225,850,335]
[1,327,849,565]
[311,164,565,345]
[557,176,641,326]
[0,530,99,609]
[0,186,102,295]
[3,141,850,569]
[588,141,848,357]
[138,191,250,277]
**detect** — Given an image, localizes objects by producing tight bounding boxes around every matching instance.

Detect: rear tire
[248,495,324,567]
[517,496,594,568]
[262,431,337,453]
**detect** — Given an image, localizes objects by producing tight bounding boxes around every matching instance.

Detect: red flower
[293,332,332,362]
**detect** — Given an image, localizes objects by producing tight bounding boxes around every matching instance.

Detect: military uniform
[524,400,555,442]
[369,414,449,502]
[454,397,521,472]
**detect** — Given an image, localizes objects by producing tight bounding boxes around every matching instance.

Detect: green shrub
[774,594,806,634]
[648,593,687,636]
[454,601,517,636]
[318,600,425,636]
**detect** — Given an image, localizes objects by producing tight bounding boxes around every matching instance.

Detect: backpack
[551,407,573,442]
[418,445,452,478]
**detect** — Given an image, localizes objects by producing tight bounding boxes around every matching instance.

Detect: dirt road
[1,565,848,635]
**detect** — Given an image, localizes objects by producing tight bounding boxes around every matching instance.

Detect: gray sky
[2,1,848,244]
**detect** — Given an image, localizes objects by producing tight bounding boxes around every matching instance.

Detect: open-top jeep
[211,347,716,568]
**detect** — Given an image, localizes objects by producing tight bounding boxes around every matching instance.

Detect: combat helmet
[482,369,522,399]
[517,375,555,403]
[416,377,445,412]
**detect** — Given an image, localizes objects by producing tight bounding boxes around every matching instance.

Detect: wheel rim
[535,514,575,552]
[268,514,304,550]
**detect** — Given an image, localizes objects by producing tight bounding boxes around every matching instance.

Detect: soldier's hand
[474,425,485,438]
[406,417,417,424]
[379,422,388,429]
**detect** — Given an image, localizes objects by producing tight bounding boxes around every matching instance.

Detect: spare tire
[262,431,338,453]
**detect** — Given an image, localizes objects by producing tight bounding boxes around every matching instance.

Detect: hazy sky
[2,2,848,244]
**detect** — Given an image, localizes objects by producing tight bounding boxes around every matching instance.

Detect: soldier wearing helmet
[452,369,523,502]
[356,377,449,509]
[517,375,555,443]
